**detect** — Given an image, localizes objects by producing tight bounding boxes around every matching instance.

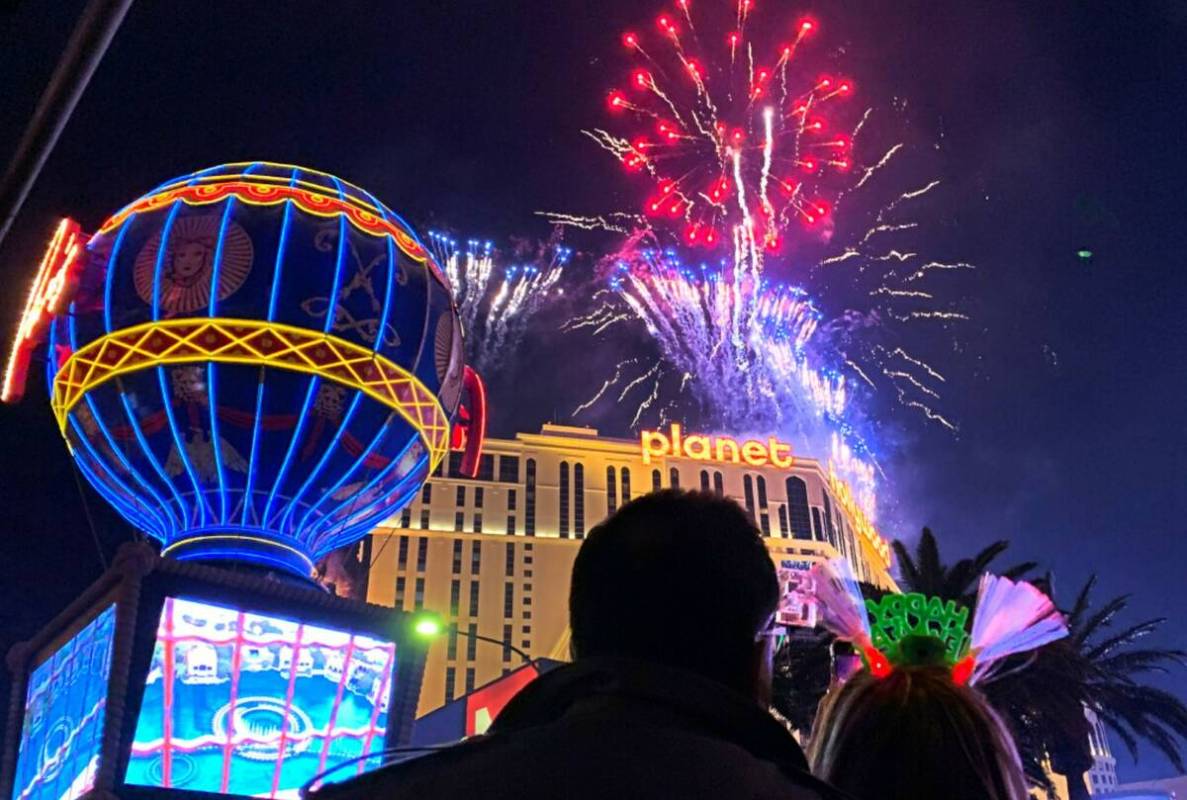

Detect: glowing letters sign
[640,424,794,469]
[3,219,86,403]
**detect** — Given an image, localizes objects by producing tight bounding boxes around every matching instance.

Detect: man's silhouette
[315,489,841,799]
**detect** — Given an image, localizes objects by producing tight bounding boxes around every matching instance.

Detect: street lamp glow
[413,614,444,638]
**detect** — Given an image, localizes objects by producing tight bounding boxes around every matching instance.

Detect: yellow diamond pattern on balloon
[52,318,449,469]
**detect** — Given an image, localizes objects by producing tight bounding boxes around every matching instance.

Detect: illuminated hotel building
[365,423,895,715]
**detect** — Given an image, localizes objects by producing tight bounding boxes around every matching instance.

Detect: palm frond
[1002,561,1039,582]
[1085,619,1165,662]
[1075,594,1129,645]
[1096,648,1187,677]
[1065,575,1098,628]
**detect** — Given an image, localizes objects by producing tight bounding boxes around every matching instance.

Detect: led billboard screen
[125,597,397,797]
[13,604,117,800]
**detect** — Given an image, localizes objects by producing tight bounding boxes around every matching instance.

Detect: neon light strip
[316,637,357,777]
[162,598,176,787]
[160,534,315,573]
[95,180,439,277]
[358,643,396,774]
[219,610,246,793]
[207,198,238,523]
[269,622,304,799]
[50,317,450,469]
[152,164,391,219]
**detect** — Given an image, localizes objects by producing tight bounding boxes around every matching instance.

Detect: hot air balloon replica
[0,163,487,800]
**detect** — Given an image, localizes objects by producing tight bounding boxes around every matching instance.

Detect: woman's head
[809,665,1028,800]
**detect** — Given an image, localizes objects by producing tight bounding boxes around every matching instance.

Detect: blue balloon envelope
[46,163,463,579]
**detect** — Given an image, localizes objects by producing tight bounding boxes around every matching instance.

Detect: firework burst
[429,232,571,372]
[544,2,973,520]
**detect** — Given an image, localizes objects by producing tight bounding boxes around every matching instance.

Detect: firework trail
[429,232,571,372]
[544,1,973,519]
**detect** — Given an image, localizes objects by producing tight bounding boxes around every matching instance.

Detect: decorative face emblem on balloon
[167,237,214,288]
[134,215,253,315]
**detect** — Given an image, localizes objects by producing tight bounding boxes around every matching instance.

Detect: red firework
[603,1,856,253]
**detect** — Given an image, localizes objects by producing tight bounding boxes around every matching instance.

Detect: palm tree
[984,576,1187,800]
[892,527,1037,606]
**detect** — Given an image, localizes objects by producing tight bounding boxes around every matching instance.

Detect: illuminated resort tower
[0,164,485,800]
[365,422,895,715]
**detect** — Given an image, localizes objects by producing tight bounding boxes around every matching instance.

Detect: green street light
[412,612,444,638]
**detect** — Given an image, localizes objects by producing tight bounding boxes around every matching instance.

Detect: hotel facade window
[606,466,617,515]
[743,475,756,519]
[700,470,710,491]
[400,506,411,528]
[559,461,570,538]
[452,540,462,573]
[398,536,409,569]
[621,467,631,502]
[713,471,724,497]
[811,507,824,541]
[505,542,515,576]
[669,467,679,489]
[525,458,537,536]
[445,667,455,701]
[466,624,477,660]
[416,538,428,571]
[574,463,585,537]
[471,541,482,574]
[476,453,495,482]
[778,505,790,537]
[414,577,425,609]
[785,476,812,540]
[651,469,661,493]
[450,579,460,615]
[469,581,480,616]
[822,494,837,548]
[499,455,520,483]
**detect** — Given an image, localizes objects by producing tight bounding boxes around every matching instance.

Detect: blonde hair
[809,666,1029,800]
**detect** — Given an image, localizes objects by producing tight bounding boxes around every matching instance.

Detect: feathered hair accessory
[808,561,1068,685]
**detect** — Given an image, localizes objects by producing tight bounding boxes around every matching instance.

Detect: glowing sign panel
[13,604,116,800]
[641,424,794,468]
[125,597,397,797]
[3,218,86,403]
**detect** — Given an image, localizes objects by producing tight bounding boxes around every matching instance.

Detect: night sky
[1,0,1184,781]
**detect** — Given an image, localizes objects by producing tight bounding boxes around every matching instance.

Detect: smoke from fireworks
[429,232,571,372]
[544,1,973,520]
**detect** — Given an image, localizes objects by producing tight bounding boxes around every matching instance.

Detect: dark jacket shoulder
[315,658,846,800]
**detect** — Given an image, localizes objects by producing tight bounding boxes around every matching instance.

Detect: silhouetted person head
[569,489,779,701]
[809,665,1028,800]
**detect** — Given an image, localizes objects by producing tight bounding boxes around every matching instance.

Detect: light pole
[411,611,537,669]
